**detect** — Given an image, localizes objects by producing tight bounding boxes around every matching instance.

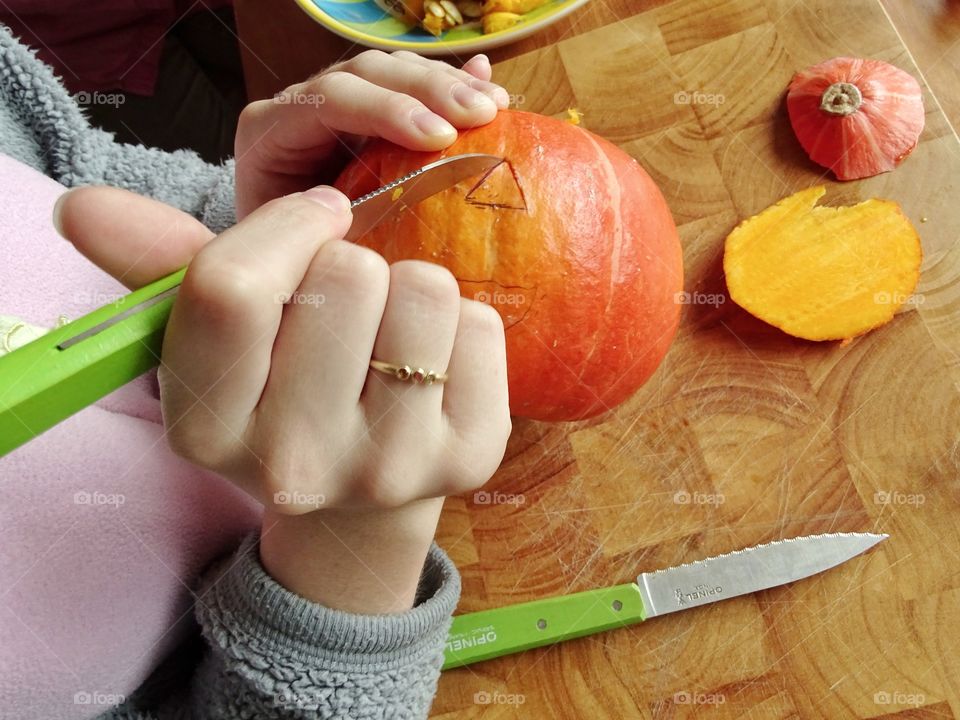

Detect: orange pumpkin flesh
[787,57,925,181]
[724,187,922,341]
[335,110,683,421]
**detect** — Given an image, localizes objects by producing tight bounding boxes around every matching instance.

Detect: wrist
[259,498,444,614]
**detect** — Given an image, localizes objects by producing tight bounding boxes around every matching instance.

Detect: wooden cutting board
[421,1,960,718]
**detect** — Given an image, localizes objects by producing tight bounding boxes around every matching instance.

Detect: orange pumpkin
[335,110,683,421]
[787,57,925,181]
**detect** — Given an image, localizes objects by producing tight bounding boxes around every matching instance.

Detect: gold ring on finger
[369,359,448,385]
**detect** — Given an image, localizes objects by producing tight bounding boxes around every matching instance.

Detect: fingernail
[471,53,490,68]
[301,186,350,213]
[411,109,456,137]
[52,188,73,236]
[469,80,510,109]
[452,82,495,110]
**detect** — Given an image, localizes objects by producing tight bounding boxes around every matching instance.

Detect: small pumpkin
[335,110,684,421]
[787,57,925,181]
[724,186,922,341]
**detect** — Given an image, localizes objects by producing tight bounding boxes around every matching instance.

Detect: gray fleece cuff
[200,158,236,234]
[196,532,460,673]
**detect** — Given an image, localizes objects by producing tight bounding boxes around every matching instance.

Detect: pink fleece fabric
[0,154,261,720]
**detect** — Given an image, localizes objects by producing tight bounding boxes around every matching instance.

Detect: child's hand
[159,186,511,514]
[235,52,508,218]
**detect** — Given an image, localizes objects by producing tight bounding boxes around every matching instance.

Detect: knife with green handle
[0,153,504,457]
[442,531,886,669]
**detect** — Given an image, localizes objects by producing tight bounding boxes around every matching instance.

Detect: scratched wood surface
[236,0,960,717]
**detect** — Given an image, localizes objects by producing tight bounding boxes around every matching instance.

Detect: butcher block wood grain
[428,2,960,719]
[234,1,960,717]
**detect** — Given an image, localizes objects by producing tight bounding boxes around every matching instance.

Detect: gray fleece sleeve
[178,533,458,719]
[0,24,236,232]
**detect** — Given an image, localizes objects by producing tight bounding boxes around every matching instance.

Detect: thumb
[53,186,215,290]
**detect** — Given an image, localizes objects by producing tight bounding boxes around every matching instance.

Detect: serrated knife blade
[637,532,887,618]
[343,152,502,241]
[443,532,886,670]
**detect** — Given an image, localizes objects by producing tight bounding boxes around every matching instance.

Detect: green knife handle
[442,583,645,670]
[0,268,185,456]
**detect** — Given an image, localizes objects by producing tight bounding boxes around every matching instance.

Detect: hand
[55,184,512,612]
[158,187,510,512]
[235,51,509,219]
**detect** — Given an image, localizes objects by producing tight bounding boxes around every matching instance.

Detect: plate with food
[293,0,589,55]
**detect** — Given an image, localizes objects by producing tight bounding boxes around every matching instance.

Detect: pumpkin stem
[820,82,863,116]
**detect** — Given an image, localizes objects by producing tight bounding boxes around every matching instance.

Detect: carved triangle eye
[465,159,528,212]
